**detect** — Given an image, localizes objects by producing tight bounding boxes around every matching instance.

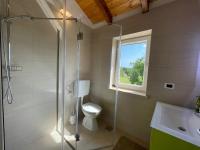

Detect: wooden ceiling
[76,0,156,24]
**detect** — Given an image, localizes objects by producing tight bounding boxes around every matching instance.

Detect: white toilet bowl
[75,80,102,131]
[82,102,102,131]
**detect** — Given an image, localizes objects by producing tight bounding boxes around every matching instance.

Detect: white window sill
[109,87,147,97]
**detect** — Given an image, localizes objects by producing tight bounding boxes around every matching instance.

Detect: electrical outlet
[164,83,175,90]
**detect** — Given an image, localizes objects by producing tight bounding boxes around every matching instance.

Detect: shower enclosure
[0,0,121,150]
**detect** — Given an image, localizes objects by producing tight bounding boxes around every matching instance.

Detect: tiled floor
[65,121,120,150]
[5,121,145,150]
[113,136,146,150]
[5,133,72,150]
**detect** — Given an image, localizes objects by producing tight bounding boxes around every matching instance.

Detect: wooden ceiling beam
[140,0,149,13]
[94,0,113,24]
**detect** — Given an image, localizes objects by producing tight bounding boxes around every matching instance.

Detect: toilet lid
[82,103,102,114]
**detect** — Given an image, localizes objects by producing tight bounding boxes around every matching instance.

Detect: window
[109,30,152,96]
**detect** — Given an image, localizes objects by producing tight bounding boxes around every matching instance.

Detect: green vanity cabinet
[150,129,199,150]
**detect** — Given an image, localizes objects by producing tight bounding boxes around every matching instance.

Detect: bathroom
[0,0,200,150]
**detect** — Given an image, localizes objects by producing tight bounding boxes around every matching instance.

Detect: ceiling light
[59,9,72,17]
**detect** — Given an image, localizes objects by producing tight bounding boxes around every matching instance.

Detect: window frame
[109,30,152,96]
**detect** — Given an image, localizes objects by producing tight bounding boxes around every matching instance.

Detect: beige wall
[90,0,200,146]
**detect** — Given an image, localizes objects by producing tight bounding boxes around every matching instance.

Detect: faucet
[195,96,200,115]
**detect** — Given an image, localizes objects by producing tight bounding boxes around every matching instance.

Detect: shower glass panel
[59,19,81,150]
[1,20,69,150]
[0,0,70,150]
[63,23,122,150]
[75,24,122,150]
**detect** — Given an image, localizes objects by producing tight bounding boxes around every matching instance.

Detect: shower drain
[178,126,186,132]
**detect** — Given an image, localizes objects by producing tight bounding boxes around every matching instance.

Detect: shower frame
[0,1,122,150]
[0,12,78,150]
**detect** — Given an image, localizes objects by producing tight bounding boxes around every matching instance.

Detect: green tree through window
[120,57,144,85]
[129,57,144,85]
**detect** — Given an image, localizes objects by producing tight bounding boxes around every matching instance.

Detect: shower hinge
[75,133,80,142]
[77,32,83,40]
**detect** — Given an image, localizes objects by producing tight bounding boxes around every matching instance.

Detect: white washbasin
[151,102,200,147]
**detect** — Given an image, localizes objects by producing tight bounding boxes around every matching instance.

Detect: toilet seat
[82,102,102,115]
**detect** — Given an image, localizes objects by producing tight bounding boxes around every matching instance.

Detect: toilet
[77,80,102,131]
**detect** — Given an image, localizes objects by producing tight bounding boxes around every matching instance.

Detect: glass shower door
[1,18,67,150]
[58,19,81,150]
[0,0,71,149]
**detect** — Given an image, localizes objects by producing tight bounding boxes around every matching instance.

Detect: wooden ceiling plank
[110,0,141,16]
[140,0,149,13]
[94,0,113,24]
[76,0,105,23]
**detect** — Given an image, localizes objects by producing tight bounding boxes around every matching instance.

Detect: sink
[151,102,200,147]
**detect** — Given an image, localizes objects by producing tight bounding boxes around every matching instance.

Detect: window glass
[119,41,147,86]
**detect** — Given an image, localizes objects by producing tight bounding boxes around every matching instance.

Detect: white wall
[90,0,200,146]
